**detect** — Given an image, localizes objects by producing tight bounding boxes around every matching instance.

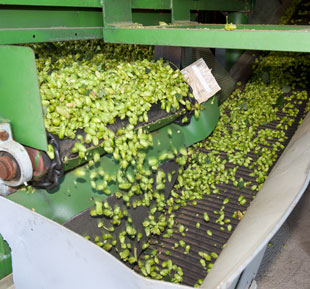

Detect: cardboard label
[181,58,221,104]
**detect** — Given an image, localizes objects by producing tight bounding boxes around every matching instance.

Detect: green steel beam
[0,6,103,45]
[1,23,309,53]
[0,1,256,46]
[0,7,103,28]
[0,28,102,45]
[0,0,101,7]
[0,0,252,11]
[163,24,310,30]
[103,24,310,52]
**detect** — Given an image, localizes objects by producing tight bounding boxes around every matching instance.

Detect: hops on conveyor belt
[134,50,310,286]
[64,0,310,286]
[31,41,194,151]
[66,46,310,286]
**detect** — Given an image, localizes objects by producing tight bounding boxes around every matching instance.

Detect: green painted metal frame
[103,24,310,53]
[1,23,310,53]
[0,4,309,53]
[0,28,103,45]
[0,235,11,280]
[1,0,307,53]
[0,0,256,46]
[171,0,190,23]
[0,46,47,150]
[103,0,132,26]
[0,0,254,11]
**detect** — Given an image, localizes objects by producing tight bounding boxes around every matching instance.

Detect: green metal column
[0,235,12,279]
[103,0,132,26]
[171,0,190,23]
[225,12,248,70]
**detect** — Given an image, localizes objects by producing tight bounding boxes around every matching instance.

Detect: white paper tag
[181,58,221,104]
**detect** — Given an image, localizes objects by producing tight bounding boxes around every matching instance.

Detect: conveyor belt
[56,101,191,160]
[65,73,309,287]
[65,2,310,285]
[134,96,309,286]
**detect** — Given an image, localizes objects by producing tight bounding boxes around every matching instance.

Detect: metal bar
[157,24,310,30]
[0,7,103,29]
[0,0,252,11]
[103,25,310,52]
[0,27,102,45]
[132,0,171,10]
[0,0,101,7]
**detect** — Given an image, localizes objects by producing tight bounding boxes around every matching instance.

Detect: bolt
[0,156,17,181]
[0,130,9,141]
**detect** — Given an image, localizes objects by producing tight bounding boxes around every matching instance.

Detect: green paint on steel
[180,97,219,147]
[0,46,47,151]
[0,235,12,280]
[103,25,310,53]
[103,0,132,26]
[132,0,171,10]
[8,98,219,224]
[0,28,103,45]
[0,8,103,29]
[161,24,310,30]
[0,0,253,11]
[172,0,190,23]
[0,0,102,7]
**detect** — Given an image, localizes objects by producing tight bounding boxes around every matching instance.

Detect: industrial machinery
[0,0,310,288]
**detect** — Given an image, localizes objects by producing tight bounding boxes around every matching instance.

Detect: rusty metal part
[24,146,46,178]
[0,155,17,181]
[0,130,9,141]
